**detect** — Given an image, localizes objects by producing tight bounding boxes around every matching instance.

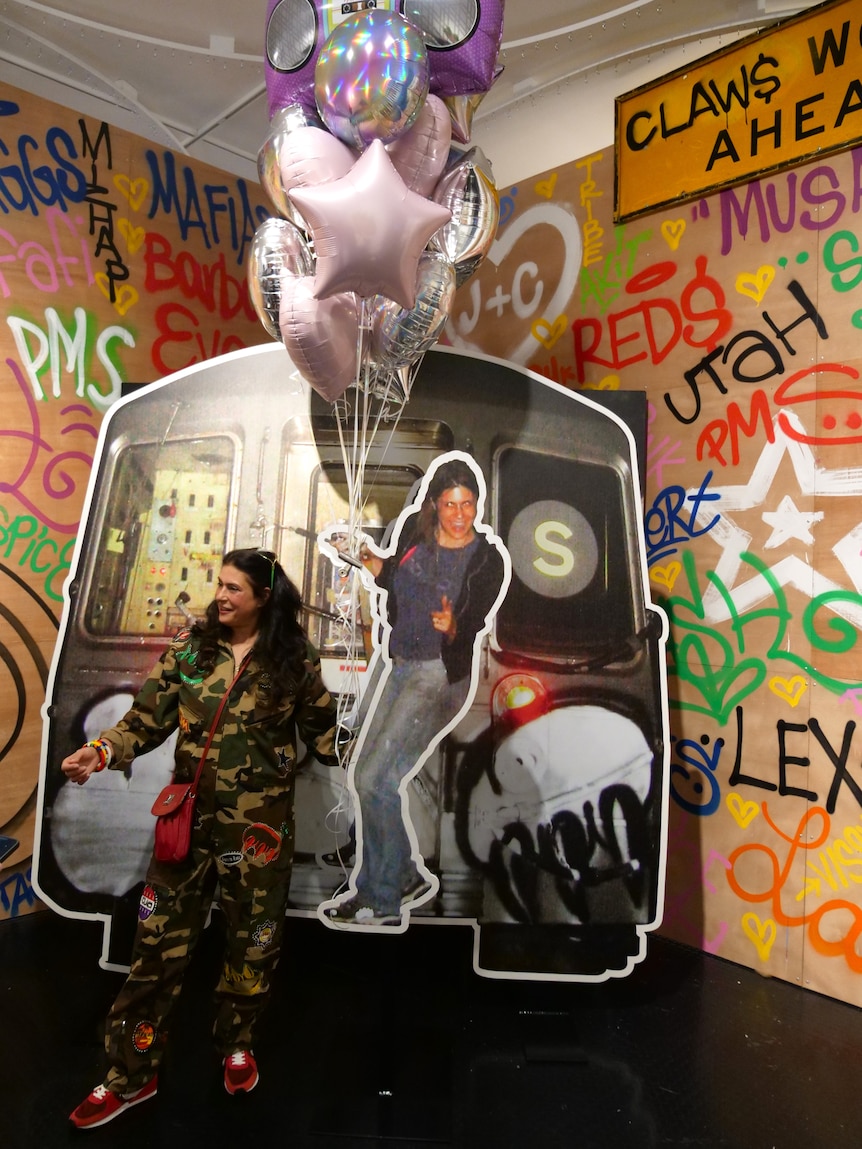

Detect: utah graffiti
[664,278,827,426]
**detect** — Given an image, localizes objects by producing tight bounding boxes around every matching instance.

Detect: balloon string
[331,308,427,746]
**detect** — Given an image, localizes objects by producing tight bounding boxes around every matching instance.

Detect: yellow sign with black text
[615,0,862,221]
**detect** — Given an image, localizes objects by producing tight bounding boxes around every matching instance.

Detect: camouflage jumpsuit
[96,629,337,1093]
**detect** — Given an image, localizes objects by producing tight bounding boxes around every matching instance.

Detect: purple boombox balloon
[264,0,504,121]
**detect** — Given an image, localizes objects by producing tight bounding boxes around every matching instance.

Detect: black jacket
[376,527,507,684]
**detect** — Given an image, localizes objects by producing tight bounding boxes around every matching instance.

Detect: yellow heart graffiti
[768,675,807,707]
[118,218,146,254]
[726,792,759,829]
[741,913,777,962]
[534,173,558,199]
[531,314,567,350]
[660,219,685,250]
[114,174,149,211]
[736,265,775,304]
[95,274,139,317]
[582,374,620,391]
[650,562,681,591]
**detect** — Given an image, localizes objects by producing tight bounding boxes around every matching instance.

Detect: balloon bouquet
[249,0,504,721]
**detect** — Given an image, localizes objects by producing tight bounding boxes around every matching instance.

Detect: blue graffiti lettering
[0,115,87,216]
[145,150,267,265]
[645,471,721,565]
[670,732,724,815]
[0,866,38,917]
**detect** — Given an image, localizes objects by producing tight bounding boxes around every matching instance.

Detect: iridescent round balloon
[314,9,430,150]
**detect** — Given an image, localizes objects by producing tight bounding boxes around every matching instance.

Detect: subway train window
[85,437,235,637]
[495,446,635,660]
[277,415,454,665]
[303,461,423,656]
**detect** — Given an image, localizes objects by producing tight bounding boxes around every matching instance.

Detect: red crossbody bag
[151,652,252,864]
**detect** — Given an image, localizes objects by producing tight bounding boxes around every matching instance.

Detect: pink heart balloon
[386,94,452,196]
[278,125,357,198]
[258,103,323,221]
[279,276,360,403]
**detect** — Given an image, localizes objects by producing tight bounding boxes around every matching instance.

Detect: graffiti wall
[444,138,862,1004]
[0,80,271,917]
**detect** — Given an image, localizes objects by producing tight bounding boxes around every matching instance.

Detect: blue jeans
[351,658,468,913]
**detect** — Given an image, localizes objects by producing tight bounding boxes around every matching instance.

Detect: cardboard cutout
[317,452,511,930]
[34,344,669,981]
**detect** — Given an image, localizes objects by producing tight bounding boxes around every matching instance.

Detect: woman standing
[323,455,509,928]
[63,549,337,1129]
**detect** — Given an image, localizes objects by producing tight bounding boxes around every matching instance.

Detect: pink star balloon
[288,139,451,310]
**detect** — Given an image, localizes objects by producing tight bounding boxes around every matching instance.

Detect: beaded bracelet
[85,738,111,772]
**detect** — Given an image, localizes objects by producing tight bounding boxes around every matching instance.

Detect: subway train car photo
[34,344,668,980]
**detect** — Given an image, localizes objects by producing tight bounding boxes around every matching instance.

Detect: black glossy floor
[2,909,861,1148]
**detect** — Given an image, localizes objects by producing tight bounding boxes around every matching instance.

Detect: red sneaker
[224,1049,259,1095]
[69,1076,158,1129]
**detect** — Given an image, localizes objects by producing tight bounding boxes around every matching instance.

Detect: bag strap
[188,649,254,796]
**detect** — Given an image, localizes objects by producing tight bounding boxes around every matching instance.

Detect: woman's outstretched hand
[61,745,102,786]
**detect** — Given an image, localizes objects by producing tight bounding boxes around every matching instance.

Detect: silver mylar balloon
[442,91,486,145]
[257,102,322,223]
[247,217,315,341]
[372,250,456,369]
[362,364,413,413]
[429,146,499,286]
[315,10,429,150]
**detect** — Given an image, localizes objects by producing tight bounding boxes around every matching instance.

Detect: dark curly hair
[415,457,481,544]
[192,548,308,705]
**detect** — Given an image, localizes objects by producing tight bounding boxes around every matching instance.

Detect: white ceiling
[0,0,819,182]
